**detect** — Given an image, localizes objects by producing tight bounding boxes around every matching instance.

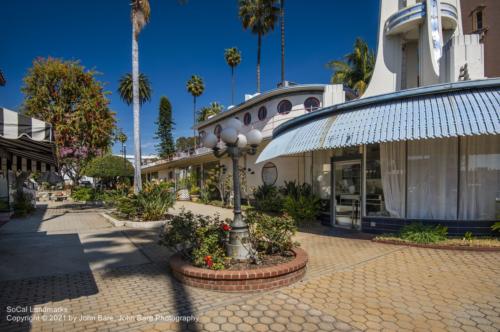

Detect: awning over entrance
[257,79,500,163]
[0,107,56,169]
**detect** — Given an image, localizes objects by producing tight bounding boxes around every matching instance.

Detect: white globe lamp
[236,134,247,148]
[226,118,243,132]
[246,129,263,146]
[202,133,218,149]
[221,127,238,144]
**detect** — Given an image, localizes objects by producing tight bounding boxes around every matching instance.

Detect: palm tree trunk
[132,19,142,193]
[257,32,261,93]
[231,66,235,105]
[281,0,285,84]
[193,95,196,149]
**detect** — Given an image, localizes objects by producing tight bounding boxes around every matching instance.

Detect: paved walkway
[0,201,498,332]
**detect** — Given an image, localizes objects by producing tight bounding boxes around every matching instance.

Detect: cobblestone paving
[0,203,499,331]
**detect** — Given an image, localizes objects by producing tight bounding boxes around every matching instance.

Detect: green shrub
[492,222,500,233]
[13,192,35,217]
[283,194,321,224]
[159,210,228,270]
[0,200,10,212]
[252,184,283,213]
[399,223,448,244]
[246,210,297,255]
[200,186,211,204]
[463,231,474,241]
[71,187,95,202]
[116,181,174,221]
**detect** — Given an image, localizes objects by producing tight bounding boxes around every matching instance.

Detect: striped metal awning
[257,79,500,163]
[0,107,52,142]
[0,107,56,168]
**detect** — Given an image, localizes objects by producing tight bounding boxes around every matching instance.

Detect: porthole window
[258,106,267,120]
[261,162,278,186]
[243,112,252,125]
[277,100,292,114]
[214,125,222,141]
[304,97,320,112]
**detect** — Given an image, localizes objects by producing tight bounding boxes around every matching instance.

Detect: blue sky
[0,0,379,155]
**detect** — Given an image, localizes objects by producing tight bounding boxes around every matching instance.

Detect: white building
[143,0,499,235]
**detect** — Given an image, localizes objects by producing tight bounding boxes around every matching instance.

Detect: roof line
[273,78,500,138]
[194,84,326,129]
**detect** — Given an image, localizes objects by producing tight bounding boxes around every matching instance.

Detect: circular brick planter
[170,248,308,292]
[373,238,500,252]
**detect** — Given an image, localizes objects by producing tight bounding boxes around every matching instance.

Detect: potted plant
[190,186,200,202]
[0,200,11,222]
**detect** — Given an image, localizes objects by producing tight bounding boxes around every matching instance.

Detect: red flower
[221,223,232,232]
[204,255,213,268]
[207,260,213,268]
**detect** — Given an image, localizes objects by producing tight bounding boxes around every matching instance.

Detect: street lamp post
[202,118,263,260]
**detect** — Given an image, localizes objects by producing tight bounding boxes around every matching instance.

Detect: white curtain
[407,138,458,219]
[380,141,406,218]
[459,135,500,220]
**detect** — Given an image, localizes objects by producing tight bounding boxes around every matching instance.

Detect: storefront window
[459,135,500,220]
[407,138,458,220]
[365,143,406,217]
[312,150,331,200]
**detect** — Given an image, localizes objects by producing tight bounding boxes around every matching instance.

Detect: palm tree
[186,75,205,147]
[224,48,242,105]
[118,73,152,105]
[197,102,224,122]
[239,0,279,93]
[326,37,375,96]
[0,69,5,86]
[126,0,151,193]
[280,0,285,84]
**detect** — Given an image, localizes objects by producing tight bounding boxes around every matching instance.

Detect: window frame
[243,112,252,125]
[304,97,321,112]
[277,99,293,115]
[258,106,267,121]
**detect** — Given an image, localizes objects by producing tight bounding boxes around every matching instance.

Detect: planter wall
[170,248,308,292]
[101,212,169,229]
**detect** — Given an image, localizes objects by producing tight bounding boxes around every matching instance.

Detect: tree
[326,37,375,96]
[186,75,204,147]
[115,128,128,162]
[21,57,116,184]
[197,102,223,122]
[82,154,134,185]
[175,136,196,152]
[224,47,242,104]
[239,0,279,93]
[118,73,152,105]
[129,0,151,193]
[0,69,5,86]
[155,96,175,158]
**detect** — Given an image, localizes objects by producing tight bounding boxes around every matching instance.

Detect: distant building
[116,154,159,168]
[461,0,500,77]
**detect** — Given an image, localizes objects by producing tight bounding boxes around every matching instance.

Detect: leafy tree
[326,37,375,96]
[82,154,134,180]
[239,0,279,92]
[118,73,152,105]
[128,0,151,193]
[197,102,223,122]
[155,96,175,157]
[175,136,196,152]
[224,47,242,104]
[186,75,205,147]
[21,57,116,184]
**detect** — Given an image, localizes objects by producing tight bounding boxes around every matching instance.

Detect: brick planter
[169,248,308,292]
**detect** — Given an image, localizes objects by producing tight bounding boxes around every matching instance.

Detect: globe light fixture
[226,117,243,132]
[202,133,218,149]
[236,134,247,148]
[220,127,238,144]
[246,129,263,146]
[201,123,263,260]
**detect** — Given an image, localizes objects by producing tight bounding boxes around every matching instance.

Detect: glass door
[333,160,362,229]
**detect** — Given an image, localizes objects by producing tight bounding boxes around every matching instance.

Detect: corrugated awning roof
[256,79,500,163]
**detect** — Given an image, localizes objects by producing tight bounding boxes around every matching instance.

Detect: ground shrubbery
[71,187,103,202]
[399,223,448,244]
[159,209,298,270]
[252,181,321,225]
[115,180,175,221]
[13,192,35,217]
